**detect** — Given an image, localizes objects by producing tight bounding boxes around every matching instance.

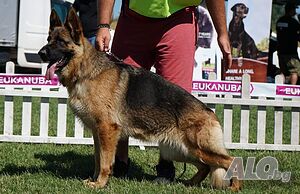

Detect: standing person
[73,0,98,45]
[276,2,300,84]
[96,0,232,181]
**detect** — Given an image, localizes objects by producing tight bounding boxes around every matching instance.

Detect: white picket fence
[0,77,152,148]
[0,62,299,151]
[194,74,300,151]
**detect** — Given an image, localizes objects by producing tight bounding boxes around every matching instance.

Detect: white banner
[192,80,300,98]
[1,74,299,99]
[0,74,60,88]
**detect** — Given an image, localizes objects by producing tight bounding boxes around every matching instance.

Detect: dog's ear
[65,7,83,45]
[231,5,237,12]
[49,9,63,33]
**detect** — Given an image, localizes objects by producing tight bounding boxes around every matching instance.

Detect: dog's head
[231,3,249,19]
[38,8,84,80]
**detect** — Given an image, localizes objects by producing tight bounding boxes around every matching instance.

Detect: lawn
[0,144,299,193]
[0,97,300,193]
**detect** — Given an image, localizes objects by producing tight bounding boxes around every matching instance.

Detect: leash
[106,50,124,63]
[177,163,187,179]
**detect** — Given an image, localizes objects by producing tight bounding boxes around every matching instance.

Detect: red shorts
[111,6,197,92]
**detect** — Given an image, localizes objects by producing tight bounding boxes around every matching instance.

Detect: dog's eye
[57,37,68,46]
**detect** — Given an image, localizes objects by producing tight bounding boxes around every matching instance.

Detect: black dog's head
[231,3,249,19]
[38,8,84,80]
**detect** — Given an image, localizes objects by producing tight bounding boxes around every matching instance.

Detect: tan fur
[210,167,230,189]
[40,8,242,191]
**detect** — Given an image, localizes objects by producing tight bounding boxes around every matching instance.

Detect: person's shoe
[155,160,175,183]
[113,157,130,178]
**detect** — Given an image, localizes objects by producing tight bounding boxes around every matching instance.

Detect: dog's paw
[181,179,197,186]
[229,179,242,192]
[83,178,107,189]
[83,178,93,184]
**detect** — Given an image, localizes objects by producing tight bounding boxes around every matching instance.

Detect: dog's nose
[38,47,49,61]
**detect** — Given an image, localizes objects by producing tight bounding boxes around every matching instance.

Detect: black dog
[229,3,259,59]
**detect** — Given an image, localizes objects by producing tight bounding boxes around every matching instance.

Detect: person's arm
[96,0,115,51]
[206,0,232,67]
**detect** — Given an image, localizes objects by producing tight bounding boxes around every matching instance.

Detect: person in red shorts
[96,0,232,181]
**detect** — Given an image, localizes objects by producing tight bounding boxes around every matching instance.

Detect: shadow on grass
[0,151,156,182]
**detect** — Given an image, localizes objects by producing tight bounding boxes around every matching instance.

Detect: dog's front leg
[237,43,242,57]
[84,128,101,187]
[92,128,101,180]
[85,122,121,188]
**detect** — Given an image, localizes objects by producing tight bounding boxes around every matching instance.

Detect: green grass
[0,144,299,194]
[0,97,300,193]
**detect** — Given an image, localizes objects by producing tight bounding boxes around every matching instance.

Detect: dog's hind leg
[159,143,210,186]
[188,120,242,191]
[183,161,210,186]
[85,122,121,188]
[193,150,242,191]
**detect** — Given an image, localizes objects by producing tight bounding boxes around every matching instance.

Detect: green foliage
[257,37,270,52]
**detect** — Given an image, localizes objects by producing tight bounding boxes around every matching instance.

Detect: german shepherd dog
[38,8,241,191]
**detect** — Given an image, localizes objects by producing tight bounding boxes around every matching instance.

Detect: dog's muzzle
[38,46,49,62]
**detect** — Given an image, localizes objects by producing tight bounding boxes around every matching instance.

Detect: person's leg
[110,12,157,177]
[111,10,159,69]
[111,7,196,180]
[286,56,300,85]
[155,8,196,92]
[154,7,197,181]
[113,138,129,177]
[278,55,290,84]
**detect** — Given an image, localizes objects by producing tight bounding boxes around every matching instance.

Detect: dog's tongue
[46,63,58,80]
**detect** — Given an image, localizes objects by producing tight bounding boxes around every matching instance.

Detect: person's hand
[96,28,111,52]
[217,34,232,68]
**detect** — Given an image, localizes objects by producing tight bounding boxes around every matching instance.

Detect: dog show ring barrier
[0,62,300,151]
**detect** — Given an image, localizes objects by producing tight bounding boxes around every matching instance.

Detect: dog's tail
[210,167,230,189]
[208,123,230,190]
